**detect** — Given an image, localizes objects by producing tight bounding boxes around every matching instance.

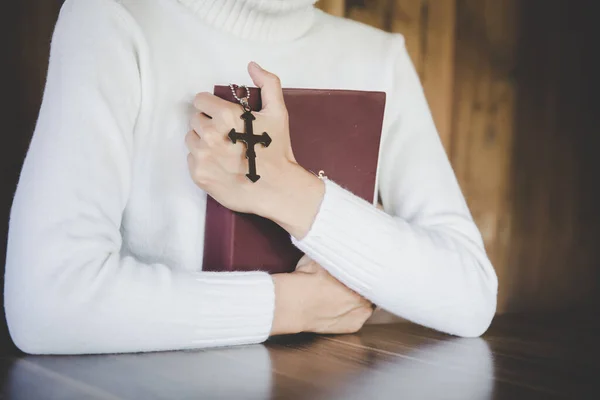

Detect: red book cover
[202,86,386,274]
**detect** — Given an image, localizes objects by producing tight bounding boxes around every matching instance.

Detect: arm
[3,0,275,355]
[266,38,498,337]
[185,41,497,337]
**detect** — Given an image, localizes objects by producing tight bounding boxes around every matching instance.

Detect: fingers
[295,254,318,273]
[334,303,374,334]
[347,305,375,333]
[315,304,374,335]
[185,129,201,151]
[248,61,285,110]
[194,92,240,129]
[296,261,320,274]
[189,112,231,148]
[349,292,373,313]
[186,131,221,189]
[190,112,212,136]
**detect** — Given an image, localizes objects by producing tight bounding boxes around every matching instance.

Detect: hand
[186,62,296,214]
[271,255,374,336]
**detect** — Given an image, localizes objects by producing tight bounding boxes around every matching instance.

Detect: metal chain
[229,84,251,112]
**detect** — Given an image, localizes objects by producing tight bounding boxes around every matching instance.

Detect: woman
[4,0,498,354]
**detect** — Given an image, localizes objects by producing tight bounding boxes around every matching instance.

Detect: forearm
[288,179,498,337]
[5,242,275,354]
[270,273,306,336]
[256,161,325,240]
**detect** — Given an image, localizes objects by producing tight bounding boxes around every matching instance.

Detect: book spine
[202,197,234,272]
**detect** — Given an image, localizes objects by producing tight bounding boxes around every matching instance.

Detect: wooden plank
[507,0,600,313]
[450,0,518,313]
[420,0,456,154]
[391,0,423,74]
[391,1,455,154]
[486,79,516,312]
[347,0,388,30]
[463,54,495,249]
[317,0,346,17]
[450,5,478,187]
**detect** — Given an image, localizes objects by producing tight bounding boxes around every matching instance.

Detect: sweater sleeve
[291,36,498,338]
[4,0,274,355]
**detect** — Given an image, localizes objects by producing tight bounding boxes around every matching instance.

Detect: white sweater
[4,0,498,354]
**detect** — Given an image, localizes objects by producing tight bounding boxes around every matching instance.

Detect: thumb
[248,61,285,110]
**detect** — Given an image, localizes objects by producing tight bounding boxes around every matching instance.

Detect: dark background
[2,0,599,350]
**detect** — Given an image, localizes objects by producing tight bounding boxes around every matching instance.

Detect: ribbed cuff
[291,179,396,297]
[179,271,275,347]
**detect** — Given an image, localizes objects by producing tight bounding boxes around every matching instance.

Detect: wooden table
[0,315,596,399]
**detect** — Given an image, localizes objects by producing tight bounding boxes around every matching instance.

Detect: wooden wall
[450,0,518,312]
[319,0,599,314]
[450,0,599,313]
[321,0,457,152]
[506,0,600,313]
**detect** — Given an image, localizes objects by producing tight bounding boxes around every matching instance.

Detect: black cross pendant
[228,111,272,183]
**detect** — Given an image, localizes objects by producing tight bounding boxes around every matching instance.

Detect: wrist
[270,273,310,336]
[257,161,325,239]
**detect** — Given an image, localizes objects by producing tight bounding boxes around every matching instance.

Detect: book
[202,85,386,274]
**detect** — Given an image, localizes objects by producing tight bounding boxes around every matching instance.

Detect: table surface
[0,314,597,400]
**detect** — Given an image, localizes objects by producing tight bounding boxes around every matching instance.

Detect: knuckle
[194,92,209,107]
[218,107,235,122]
[269,74,282,86]
[197,147,212,160]
[201,128,222,147]
[187,148,213,185]
[191,168,202,182]
[190,164,203,182]
[196,176,209,188]
[192,166,211,187]
[280,107,289,121]
[185,130,197,148]
[189,144,210,164]
[198,175,211,187]
[190,113,205,130]
[202,132,215,147]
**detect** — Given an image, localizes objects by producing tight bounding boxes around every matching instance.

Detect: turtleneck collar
[176,0,319,42]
